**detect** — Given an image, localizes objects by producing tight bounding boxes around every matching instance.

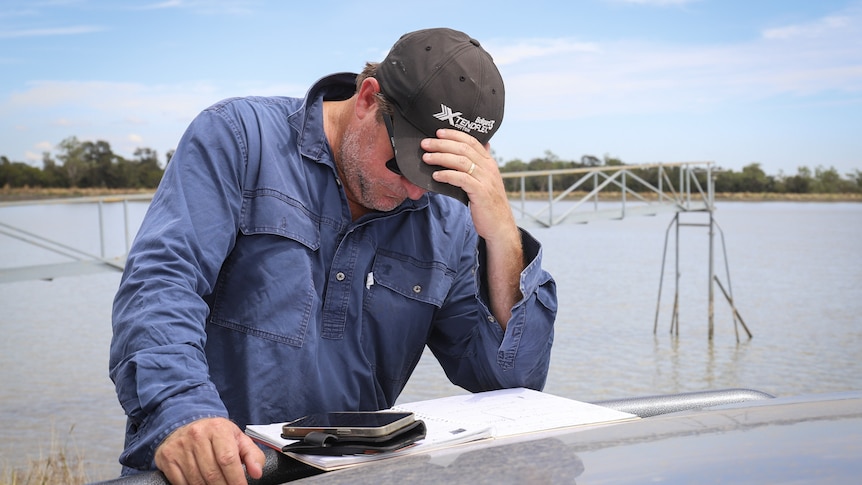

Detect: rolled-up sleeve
[428,226,557,393]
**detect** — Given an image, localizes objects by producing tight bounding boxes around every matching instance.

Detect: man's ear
[355,77,381,121]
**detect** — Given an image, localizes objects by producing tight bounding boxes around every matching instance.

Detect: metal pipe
[520,176,526,219]
[673,212,680,336]
[621,171,627,219]
[708,210,715,340]
[547,173,553,227]
[654,216,676,334]
[98,199,106,259]
[124,198,131,255]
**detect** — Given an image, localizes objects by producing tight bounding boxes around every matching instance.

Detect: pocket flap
[371,250,455,307]
[240,189,320,250]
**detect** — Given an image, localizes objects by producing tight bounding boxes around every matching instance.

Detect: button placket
[321,227,359,339]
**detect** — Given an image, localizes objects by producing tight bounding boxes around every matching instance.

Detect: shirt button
[412,285,422,293]
[487,315,496,323]
[336,272,346,281]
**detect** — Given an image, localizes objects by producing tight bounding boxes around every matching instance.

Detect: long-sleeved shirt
[109,73,557,471]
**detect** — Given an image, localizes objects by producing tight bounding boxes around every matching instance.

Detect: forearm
[436,228,556,391]
[486,227,557,389]
[483,224,525,331]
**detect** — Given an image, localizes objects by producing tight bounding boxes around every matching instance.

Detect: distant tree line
[499,151,862,195]
[1,137,170,189]
[2,138,861,194]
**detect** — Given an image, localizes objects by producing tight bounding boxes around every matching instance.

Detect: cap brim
[390,109,469,205]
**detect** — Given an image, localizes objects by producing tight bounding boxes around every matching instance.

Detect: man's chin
[373,194,408,212]
[379,199,405,212]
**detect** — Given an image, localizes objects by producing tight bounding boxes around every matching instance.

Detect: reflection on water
[1,201,860,480]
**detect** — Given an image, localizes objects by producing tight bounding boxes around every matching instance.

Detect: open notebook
[245,387,638,471]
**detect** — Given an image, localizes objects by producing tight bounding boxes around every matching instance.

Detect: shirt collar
[288,72,357,163]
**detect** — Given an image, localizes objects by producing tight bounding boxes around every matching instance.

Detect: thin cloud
[22,141,54,161]
[0,25,103,38]
[6,79,306,117]
[486,38,600,66]
[24,151,43,161]
[0,8,38,19]
[134,0,257,15]
[136,0,184,9]
[763,15,852,40]
[607,0,701,6]
[6,80,223,120]
[2,78,307,162]
[499,7,862,121]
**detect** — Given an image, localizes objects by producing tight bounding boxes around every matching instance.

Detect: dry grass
[506,190,862,203]
[0,186,154,202]
[0,427,90,485]
[713,191,862,202]
[2,186,860,203]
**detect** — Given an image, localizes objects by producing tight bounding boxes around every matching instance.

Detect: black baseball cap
[376,28,505,204]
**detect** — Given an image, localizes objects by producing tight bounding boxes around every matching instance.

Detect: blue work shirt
[109,73,557,471]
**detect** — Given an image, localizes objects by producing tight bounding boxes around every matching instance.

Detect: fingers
[421,128,517,241]
[155,417,254,485]
[421,129,489,174]
[237,431,266,479]
[212,428,246,485]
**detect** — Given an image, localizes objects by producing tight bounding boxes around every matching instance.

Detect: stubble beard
[337,122,404,213]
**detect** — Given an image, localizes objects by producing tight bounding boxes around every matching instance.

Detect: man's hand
[421,129,524,329]
[421,129,517,242]
[154,416,265,485]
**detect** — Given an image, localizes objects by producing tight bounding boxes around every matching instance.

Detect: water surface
[1,201,860,480]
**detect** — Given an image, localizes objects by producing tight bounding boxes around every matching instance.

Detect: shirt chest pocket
[361,250,457,386]
[209,192,321,347]
[369,250,455,307]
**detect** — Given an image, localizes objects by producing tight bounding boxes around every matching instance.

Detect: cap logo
[432,103,496,135]
[432,104,462,125]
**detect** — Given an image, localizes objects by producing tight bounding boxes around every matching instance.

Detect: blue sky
[1,0,860,177]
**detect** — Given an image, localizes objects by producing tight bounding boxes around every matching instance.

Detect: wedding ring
[466,162,476,176]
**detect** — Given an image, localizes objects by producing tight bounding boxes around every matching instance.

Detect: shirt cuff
[515,227,550,307]
[119,383,228,471]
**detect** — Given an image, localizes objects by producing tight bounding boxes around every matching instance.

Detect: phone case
[282,411,415,438]
[281,419,427,456]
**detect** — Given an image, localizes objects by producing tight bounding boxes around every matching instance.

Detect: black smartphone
[281,411,415,439]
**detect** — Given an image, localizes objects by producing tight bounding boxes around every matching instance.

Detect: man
[110,28,557,484]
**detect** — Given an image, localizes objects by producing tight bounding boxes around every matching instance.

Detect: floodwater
[1,200,860,480]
